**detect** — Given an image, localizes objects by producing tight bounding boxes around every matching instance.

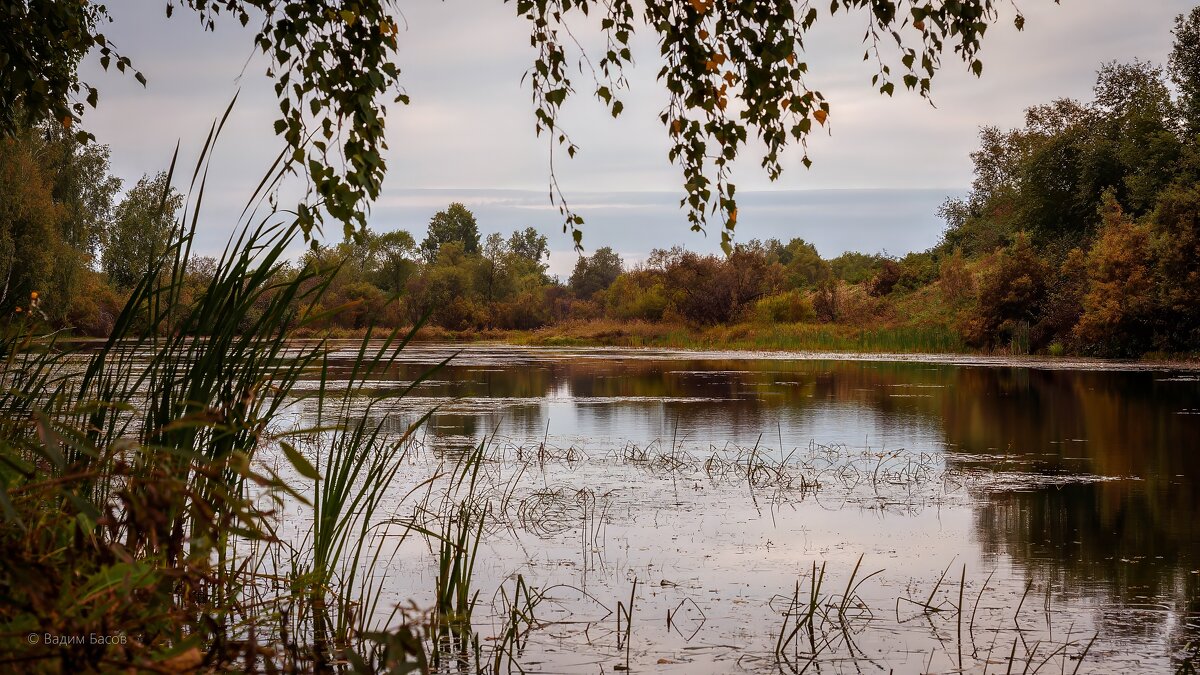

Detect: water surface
[292,344,1200,673]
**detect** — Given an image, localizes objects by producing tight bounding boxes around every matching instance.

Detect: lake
[287,343,1200,673]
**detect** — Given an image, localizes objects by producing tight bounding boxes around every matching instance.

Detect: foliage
[0,131,59,316]
[961,232,1048,349]
[604,272,668,322]
[1,0,405,239]
[102,172,185,289]
[421,202,481,259]
[830,251,887,284]
[1074,197,1156,355]
[812,279,843,323]
[868,259,902,297]
[515,0,1039,250]
[937,248,974,305]
[779,238,832,289]
[1149,183,1200,349]
[569,247,624,299]
[753,290,816,324]
[1172,7,1200,136]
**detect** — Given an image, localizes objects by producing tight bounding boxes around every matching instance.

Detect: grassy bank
[508,319,969,353]
[300,320,969,354]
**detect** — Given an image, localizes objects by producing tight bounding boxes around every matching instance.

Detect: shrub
[937,248,975,305]
[812,280,843,322]
[868,260,902,297]
[752,290,816,324]
[605,273,668,322]
[961,232,1049,349]
[1074,198,1156,355]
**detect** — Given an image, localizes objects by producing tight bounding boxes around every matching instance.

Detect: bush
[752,290,815,324]
[1074,198,1156,355]
[434,296,486,330]
[605,273,668,322]
[64,270,126,336]
[490,290,551,329]
[937,248,975,305]
[812,280,843,322]
[961,232,1049,349]
[868,260,902,297]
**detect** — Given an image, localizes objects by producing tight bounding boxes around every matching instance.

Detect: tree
[962,232,1050,349]
[507,227,550,276]
[420,203,480,260]
[1,1,1049,248]
[48,127,123,322]
[829,251,886,284]
[1170,7,1200,137]
[1148,183,1200,349]
[364,229,417,295]
[779,238,831,289]
[1074,197,1156,355]
[569,247,623,299]
[0,132,60,314]
[0,122,124,321]
[103,172,186,289]
[1,1,404,240]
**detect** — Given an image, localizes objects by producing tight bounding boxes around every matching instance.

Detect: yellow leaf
[813,109,828,125]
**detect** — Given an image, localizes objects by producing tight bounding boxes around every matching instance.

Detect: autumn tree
[961,232,1049,349]
[1074,197,1157,355]
[0,132,60,314]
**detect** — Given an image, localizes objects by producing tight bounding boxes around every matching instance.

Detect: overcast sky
[79,1,1192,276]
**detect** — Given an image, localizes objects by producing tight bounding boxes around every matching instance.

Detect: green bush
[752,290,816,324]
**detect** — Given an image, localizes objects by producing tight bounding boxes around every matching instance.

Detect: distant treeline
[3,9,1199,357]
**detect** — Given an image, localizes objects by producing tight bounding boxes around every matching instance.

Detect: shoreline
[298,320,1200,368]
[59,320,1200,369]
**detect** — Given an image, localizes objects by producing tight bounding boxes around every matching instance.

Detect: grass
[0,111,442,672]
[502,319,970,354]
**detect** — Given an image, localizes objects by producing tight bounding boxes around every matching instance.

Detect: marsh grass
[0,111,445,672]
[514,319,968,354]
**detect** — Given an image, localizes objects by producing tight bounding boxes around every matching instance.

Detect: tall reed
[0,104,437,672]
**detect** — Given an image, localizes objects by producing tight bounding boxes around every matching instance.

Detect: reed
[0,108,441,672]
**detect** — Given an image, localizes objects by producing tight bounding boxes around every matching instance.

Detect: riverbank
[298,319,1200,363]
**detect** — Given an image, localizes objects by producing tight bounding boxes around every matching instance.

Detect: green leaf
[281,441,321,481]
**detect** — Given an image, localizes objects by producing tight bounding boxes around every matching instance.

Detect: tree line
[4,8,1200,358]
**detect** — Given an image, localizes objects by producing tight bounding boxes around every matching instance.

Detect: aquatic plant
[0,111,438,671]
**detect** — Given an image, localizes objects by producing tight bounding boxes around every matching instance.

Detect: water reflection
[309,344,1200,667]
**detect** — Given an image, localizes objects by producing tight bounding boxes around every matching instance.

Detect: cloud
[75,0,1193,258]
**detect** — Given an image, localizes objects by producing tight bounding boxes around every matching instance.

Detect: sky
[78,1,1192,277]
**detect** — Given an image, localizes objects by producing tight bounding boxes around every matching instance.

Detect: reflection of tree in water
[974,481,1200,662]
[311,348,1200,664]
[939,368,1200,479]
